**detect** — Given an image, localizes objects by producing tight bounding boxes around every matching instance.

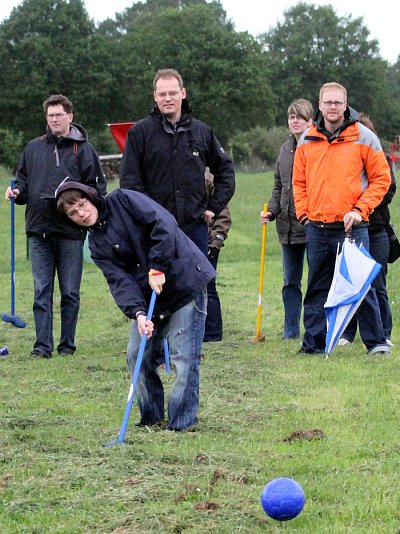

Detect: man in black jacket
[119,68,235,255]
[5,94,106,359]
[56,181,215,431]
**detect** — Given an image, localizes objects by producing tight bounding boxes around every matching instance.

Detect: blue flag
[324,238,381,354]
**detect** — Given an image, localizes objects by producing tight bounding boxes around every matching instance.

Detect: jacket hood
[46,123,88,143]
[55,178,103,210]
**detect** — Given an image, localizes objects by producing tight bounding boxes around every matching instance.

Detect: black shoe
[297,348,324,355]
[31,349,52,359]
[58,349,74,356]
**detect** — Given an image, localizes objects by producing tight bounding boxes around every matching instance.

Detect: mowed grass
[0,167,400,533]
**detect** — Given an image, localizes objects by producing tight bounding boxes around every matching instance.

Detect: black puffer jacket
[119,100,235,234]
[56,185,215,321]
[15,124,106,239]
[267,135,306,245]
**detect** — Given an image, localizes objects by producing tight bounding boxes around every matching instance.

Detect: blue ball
[261,477,305,521]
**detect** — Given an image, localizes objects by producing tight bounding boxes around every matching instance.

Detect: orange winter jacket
[293,121,391,224]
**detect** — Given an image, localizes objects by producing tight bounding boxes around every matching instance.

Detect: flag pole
[252,203,268,342]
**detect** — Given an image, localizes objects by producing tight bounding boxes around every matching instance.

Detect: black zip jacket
[119,100,235,234]
[15,123,106,239]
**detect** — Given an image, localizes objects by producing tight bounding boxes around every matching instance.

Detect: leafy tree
[0,128,24,171]
[103,0,275,144]
[0,0,116,142]
[230,126,288,168]
[262,2,396,139]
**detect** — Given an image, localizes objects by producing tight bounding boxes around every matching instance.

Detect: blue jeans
[204,250,223,342]
[126,290,207,431]
[302,223,387,353]
[29,236,84,355]
[343,228,392,341]
[281,243,306,338]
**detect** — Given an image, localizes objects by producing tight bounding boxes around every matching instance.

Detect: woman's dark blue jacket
[88,189,215,321]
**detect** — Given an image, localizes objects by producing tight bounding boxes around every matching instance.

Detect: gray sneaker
[368,345,390,356]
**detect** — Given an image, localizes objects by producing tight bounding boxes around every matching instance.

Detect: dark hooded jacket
[15,123,106,239]
[267,135,306,245]
[119,100,235,234]
[55,182,215,321]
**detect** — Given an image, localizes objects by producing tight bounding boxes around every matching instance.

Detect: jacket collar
[151,98,192,128]
[314,106,357,141]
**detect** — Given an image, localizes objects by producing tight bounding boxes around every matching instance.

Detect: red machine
[390,135,400,166]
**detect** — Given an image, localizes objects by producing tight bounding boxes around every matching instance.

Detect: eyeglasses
[47,113,69,119]
[155,91,181,99]
[66,198,88,218]
[321,101,345,107]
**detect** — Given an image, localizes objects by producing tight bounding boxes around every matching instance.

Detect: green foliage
[0,0,398,160]
[108,1,275,143]
[0,0,116,142]
[261,2,399,140]
[0,128,23,172]
[230,126,288,168]
[89,127,120,156]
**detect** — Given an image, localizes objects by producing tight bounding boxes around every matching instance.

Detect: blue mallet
[103,290,156,447]
[2,179,26,329]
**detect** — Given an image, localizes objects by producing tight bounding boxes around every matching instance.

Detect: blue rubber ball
[261,477,305,521]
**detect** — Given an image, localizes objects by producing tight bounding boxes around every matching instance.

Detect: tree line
[0,0,399,170]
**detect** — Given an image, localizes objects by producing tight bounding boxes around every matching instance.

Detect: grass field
[0,168,400,533]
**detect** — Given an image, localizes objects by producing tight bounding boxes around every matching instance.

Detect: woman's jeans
[126,290,207,431]
[29,236,83,355]
[281,243,306,338]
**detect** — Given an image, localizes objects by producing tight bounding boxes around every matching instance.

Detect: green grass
[0,167,400,532]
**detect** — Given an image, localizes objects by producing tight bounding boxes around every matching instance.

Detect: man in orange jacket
[293,82,391,355]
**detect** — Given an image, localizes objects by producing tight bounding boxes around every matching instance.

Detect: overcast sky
[0,0,398,64]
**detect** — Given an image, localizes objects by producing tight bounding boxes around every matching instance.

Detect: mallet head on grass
[1,313,26,328]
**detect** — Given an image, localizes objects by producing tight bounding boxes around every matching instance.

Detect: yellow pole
[253,203,268,342]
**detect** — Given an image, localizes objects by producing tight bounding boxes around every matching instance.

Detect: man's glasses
[47,113,69,119]
[321,101,345,107]
[155,91,181,99]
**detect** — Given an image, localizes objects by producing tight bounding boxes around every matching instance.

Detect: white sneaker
[338,338,351,346]
[386,339,393,347]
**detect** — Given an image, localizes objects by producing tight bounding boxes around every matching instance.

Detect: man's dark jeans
[204,249,222,341]
[302,223,387,353]
[29,236,83,355]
